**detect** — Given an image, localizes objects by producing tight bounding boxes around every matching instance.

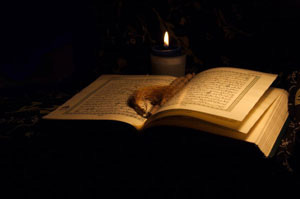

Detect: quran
[44,67,289,157]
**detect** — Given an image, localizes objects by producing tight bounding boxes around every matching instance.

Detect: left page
[43,75,176,130]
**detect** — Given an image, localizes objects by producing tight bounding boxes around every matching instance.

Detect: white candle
[151,31,186,77]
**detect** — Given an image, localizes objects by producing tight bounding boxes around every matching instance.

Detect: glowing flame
[163,31,169,47]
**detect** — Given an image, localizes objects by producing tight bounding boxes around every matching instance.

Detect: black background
[1,0,300,85]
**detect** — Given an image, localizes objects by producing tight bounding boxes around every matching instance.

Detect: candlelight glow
[163,31,169,47]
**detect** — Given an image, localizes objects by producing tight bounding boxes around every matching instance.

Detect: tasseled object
[128,73,195,118]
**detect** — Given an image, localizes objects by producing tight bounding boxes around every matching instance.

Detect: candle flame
[163,31,169,47]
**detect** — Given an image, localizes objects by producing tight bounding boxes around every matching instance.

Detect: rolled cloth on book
[128,73,195,118]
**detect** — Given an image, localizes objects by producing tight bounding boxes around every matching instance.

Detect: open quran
[44,67,289,157]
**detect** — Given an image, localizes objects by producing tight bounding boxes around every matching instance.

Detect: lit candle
[151,31,186,76]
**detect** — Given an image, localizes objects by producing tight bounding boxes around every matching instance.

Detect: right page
[156,67,277,122]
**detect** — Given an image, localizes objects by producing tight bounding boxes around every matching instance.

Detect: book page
[157,67,277,121]
[43,75,175,130]
[147,88,281,134]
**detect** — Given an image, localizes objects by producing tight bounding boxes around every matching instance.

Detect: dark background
[1,0,300,87]
[1,0,300,198]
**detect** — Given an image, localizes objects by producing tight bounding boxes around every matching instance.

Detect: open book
[44,67,289,157]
